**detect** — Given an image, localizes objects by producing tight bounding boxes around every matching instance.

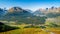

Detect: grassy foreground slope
[0,25,60,34]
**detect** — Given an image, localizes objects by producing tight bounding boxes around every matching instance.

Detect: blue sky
[0,0,60,11]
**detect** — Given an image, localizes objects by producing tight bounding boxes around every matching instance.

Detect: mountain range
[34,7,60,18]
[0,6,60,25]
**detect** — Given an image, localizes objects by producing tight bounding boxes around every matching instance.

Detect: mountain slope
[1,7,34,24]
[0,8,7,16]
[0,7,46,24]
[34,7,60,18]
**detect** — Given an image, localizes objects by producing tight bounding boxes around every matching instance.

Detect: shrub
[40,26,46,29]
[49,23,59,27]
[24,25,35,28]
[34,26,41,28]
[24,25,46,28]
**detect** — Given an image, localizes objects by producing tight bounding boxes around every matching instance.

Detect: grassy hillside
[0,25,60,34]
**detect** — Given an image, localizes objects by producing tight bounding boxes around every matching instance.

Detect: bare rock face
[8,7,23,13]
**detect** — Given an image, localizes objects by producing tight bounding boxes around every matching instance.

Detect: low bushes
[24,25,46,28]
[48,23,60,27]
[40,26,46,29]
[24,25,35,28]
